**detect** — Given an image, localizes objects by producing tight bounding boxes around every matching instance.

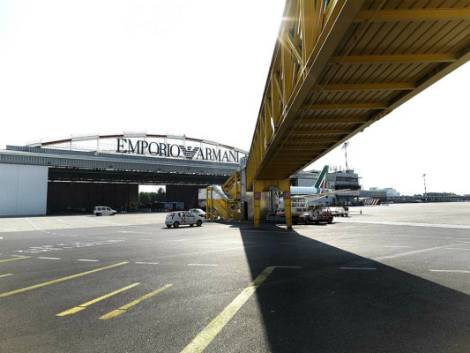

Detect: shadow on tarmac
[229,223,470,353]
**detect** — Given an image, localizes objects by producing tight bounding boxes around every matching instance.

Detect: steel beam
[300,116,370,124]
[355,8,470,22]
[280,150,330,154]
[291,129,349,136]
[319,82,416,91]
[331,54,456,64]
[302,50,470,174]
[305,103,387,110]
[285,137,338,143]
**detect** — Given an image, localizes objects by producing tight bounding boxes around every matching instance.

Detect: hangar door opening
[138,184,200,211]
[47,182,138,214]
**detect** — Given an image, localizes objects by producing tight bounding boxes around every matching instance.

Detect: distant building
[326,169,361,204]
[424,192,466,202]
[370,191,470,203]
[364,187,400,198]
[383,188,400,197]
[290,170,320,187]
[326,169,360,191]
[360,189,387,200]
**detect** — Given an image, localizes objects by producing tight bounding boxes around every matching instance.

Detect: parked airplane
[290,165,330,196]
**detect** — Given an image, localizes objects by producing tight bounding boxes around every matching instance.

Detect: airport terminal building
[0,133,247,217]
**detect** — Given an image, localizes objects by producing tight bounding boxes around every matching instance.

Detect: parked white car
[188,208,206,217]
[165,211,204,228]
[329,206,349,217]
[93,206,117,216]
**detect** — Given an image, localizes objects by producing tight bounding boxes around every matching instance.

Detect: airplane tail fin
[314,165,329,191]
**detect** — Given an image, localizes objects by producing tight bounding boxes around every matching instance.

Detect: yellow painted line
[0,261,128,299]
[99,283,172,320]
[180,266,301,353]
[56,282,140,317]
[0,256,30,264]
[0,273,13,279]
[180,267,274,353]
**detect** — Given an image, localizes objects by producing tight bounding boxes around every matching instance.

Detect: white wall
[0,164,48,216]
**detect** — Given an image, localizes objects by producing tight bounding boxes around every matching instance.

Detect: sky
[1,0,469,195]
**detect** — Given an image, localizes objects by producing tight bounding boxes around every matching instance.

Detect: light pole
[342,142,349,170]
[422,173,427,202]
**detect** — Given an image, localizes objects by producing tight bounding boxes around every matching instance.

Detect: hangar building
[0,133,246,216]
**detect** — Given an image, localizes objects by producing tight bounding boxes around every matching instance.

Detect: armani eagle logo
[179,145,200,159]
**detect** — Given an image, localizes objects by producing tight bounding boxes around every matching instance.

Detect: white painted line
[140,238,154,241]
[187,263,219,267]
[429,269,470,274]
[374,244,458,260]
[444,248,470,251]
[77,259,100,262]
[24,218,41,231]
[0,236,3,240]
[383,245,411,248]
[135,261,159,265]
[335,219,470,230]
[340,266,377,271]
[118,231,151,234]
[38,257,61,260]
[0,273,13,279]
[54,218,73,226]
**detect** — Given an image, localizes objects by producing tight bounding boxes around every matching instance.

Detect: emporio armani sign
[116,138,241,163]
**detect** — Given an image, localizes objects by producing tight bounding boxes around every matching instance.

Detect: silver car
[188,208,206,217]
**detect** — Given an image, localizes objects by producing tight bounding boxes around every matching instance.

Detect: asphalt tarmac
[1,203,470,353]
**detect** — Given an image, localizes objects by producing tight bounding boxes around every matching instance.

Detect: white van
[93,206,117,216]
[165,211,203,228]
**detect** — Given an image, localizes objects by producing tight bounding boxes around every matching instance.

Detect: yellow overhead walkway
[245,0,470,228]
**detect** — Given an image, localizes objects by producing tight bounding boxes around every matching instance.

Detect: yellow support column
[205,187,209,220]
[210,187,215,221]
[206,186,214,221]
[253,180,263,228]
[279,179,292,230]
